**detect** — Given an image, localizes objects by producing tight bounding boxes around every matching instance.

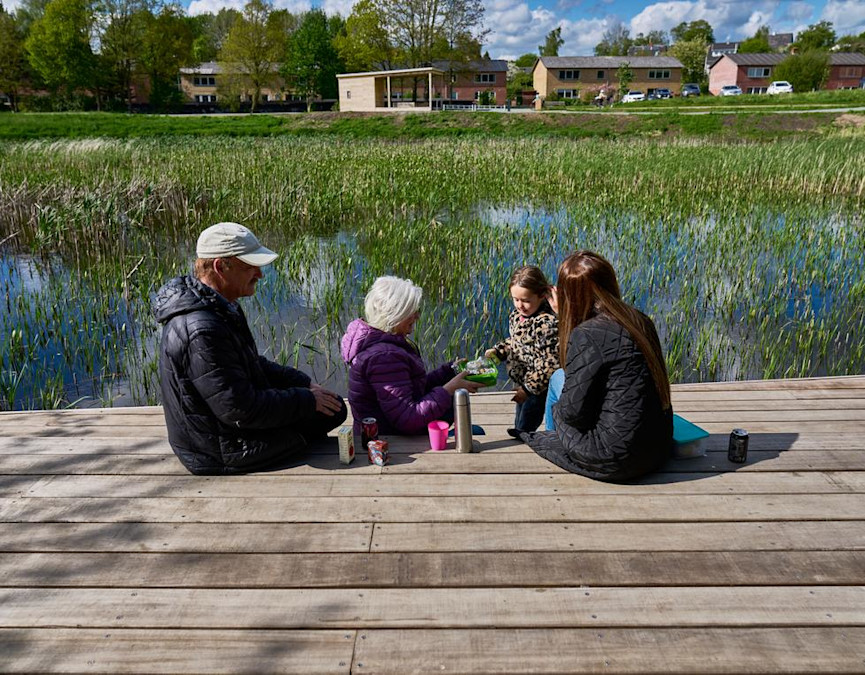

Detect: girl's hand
[548,286,558,314]
[511,386,528,404]
[483,348,497,359]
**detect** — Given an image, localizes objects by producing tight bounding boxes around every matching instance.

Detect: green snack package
[456,356,499,387]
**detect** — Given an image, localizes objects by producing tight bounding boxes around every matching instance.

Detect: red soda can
[367,439,389,466]
[361,417,378,448]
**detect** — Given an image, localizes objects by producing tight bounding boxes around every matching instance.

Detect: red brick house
[709,53,865,94]
[432,59,508,103]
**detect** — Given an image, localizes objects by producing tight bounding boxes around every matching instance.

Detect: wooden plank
[670,399,865,412]
[0,628,355,674]
[2,551,863,588]
[2,432,862,456]
[370,521,865,552]
[6,471,865,499]
[2,494,864,523]
[669,376,865,391]
[2,587,863,628]
[5,448,865,476]
[0,522,372,553]
[351,627,865,674]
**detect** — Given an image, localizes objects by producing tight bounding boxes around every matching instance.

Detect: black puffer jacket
[524,313,672,482]
[154,275,320,475]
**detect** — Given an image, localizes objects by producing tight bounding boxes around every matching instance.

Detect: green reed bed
[1,135,863,409]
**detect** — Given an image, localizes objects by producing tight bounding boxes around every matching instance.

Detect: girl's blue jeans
[544,368,566,431]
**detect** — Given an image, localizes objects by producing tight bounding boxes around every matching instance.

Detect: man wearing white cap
[154,222,347,475]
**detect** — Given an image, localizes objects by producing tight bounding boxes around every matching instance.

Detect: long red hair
[556,250,671,410]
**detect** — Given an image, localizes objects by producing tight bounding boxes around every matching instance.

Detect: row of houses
[708,53,865,94]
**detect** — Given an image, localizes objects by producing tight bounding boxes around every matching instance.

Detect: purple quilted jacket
[341,319,454,435]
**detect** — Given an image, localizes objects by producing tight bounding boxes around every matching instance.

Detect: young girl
[485,266,559,436]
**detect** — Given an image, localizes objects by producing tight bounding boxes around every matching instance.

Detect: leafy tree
[616,61,633,97]
[670,38,708,85]
[138,4,192,110]
[632,30,668,46]
[773,50,830,92]
[794,21,836,52]
[94,0,152,109]
[507,67,532,103]
[514,52,536,68]
[190,8,240,64]
[219,0,282,112]
[835,31,865,54]
[333,0,392,71]
[739,25,771,53]
[0,6,28,110]
[539,26,563,56]
[14,0,52,34]
[594,21,631,56]
[26,0,97,98]
[282,8,342,111]
[671,19,713,44]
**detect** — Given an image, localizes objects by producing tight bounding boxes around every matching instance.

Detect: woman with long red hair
[522,250,673,481]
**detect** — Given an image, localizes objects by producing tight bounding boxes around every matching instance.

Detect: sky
[7,0,865,61]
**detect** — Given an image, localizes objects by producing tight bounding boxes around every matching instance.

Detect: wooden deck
[1,376,864,673]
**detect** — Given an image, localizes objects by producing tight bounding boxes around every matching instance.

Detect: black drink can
[361,417,379,448]
[728,428,749,463]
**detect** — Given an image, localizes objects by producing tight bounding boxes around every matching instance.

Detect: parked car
[621,90,645,103]
[719,85,743,96]
[653,88,673,99]
[681,83,701,97]
[767,80,793,94]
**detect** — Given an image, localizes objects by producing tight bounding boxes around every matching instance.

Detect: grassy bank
[1,108,863,141]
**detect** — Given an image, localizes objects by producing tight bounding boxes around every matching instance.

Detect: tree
[282,9,342,111]
[738,25,771,53]
[514,52,536,68]
[773,50,830,92]
[0,6,28,110]
[218,0,282,113]
[671,19,713,44]
[616,61,633,98]
[632,30,668,46]
[794,21,836,52]
[670,38,708,85]
[333,0,393,71]
[138,4,193,110]
[594,21,631,56]
[190,8,240,64]
[835,31,865,54]
[25,0,97,98]
[94,0,152,109]
[539,26,563,56]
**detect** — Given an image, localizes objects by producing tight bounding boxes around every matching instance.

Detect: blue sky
[8,0,864,61]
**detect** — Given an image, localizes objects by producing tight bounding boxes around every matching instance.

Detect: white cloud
[4,0,23,11]
[821,0,865,36]
[321,0,355,17]
[628,0,786,42]
[779,1,815,25]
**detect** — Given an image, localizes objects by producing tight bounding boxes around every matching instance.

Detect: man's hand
[310,383,343,415]
[511,386,528,404]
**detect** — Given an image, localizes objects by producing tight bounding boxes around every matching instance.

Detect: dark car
[653,88,673,99]
[681,83,701,97]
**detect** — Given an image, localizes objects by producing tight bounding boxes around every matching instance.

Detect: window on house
[193,76,216,87]
[747,87,766,94]
[840,67,862,78]
[451,91,458,100]
[746,67,771,78]
[474,73,495,83]
[556,88,578,98]
[194,95,217,103]
[346,91,351,99]
[558,70,579,80]
[648,70,671,79]
[596,70,605,79]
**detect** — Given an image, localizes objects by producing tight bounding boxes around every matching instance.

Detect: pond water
[1,202,863,410]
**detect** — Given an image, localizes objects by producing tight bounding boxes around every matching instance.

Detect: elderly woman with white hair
[341,276,484,435]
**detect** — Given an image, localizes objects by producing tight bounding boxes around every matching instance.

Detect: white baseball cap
[196,222,278,267]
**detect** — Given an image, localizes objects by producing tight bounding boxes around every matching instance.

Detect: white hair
[364,276,423,333]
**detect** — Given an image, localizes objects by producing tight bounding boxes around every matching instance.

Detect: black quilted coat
[154,275,342,475]
[524,313,673,482]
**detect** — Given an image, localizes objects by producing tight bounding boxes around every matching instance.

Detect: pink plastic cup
[427,420,450,451]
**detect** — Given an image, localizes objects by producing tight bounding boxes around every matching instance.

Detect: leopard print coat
[492,307,559,396]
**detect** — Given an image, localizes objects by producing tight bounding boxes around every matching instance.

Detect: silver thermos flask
[454,388,473,453]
